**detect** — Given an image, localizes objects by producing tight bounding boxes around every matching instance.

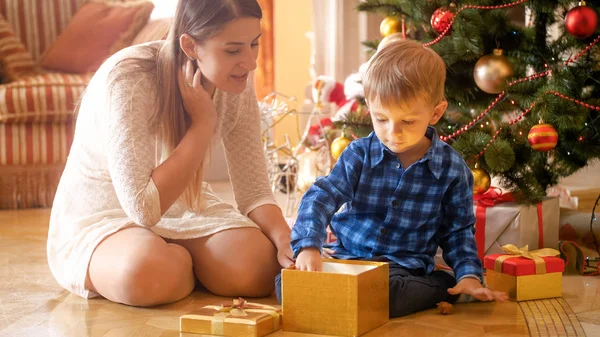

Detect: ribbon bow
[473,187,515,207]
[495,244,560,274]
[210,298,280,335]
[216,297,268,317]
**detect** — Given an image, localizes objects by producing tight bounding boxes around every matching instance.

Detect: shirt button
[396,163,401,169]
[392,200,399,209]
[380,228,387,235]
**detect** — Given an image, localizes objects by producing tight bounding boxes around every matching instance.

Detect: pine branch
[349,0,600,203]
[362,40,380,54]
[356,0,407,16]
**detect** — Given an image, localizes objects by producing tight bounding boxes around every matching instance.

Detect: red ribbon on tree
[473,187,544,262]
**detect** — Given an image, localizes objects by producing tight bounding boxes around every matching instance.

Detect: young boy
[276,39,507,317]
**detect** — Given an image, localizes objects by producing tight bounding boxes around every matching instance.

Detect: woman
[47,0,293,307]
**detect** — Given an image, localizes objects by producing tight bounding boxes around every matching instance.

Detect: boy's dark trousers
[274,259,460,318]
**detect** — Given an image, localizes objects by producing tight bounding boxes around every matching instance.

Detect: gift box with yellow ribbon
[282,259,389,337]
[179,298,281,337]
[484,244,565,301]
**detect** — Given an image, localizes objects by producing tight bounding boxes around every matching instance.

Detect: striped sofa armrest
[0,73,92,123]
[0,14,36,82]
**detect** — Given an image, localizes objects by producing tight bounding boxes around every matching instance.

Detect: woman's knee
[199,237,279,297]
[120,242,194,306]
[231,258,278,297]
[199,260,277,298]
[89,231,195,307]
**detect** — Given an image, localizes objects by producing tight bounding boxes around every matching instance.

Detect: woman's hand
[275,241,295,268]
[177,58,217,130]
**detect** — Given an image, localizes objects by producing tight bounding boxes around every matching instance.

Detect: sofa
[0,0,171,209]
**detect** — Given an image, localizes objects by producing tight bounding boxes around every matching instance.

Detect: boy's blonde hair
[364,39,446,108]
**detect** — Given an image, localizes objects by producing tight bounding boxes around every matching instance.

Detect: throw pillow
[40,0,154,74]
[131,17,171,45]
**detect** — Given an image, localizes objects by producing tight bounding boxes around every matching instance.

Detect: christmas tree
[334,0,600,203]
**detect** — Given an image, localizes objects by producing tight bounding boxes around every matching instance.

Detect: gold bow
[215,297,266,317]
[495,244,560,274]
[209,298,280,335]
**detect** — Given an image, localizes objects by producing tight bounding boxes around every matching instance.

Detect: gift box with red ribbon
[484,244,565,301]
[472,189,560,262]
[435,188,560,267]
[180,298,282,337]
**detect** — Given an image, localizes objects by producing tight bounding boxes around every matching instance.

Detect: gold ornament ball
[472,167,491,195]
[473,49,514,94]
[330,135,352,160]
[380,17,401,37]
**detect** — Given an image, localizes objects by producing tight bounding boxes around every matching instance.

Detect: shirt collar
[369,126,445,179]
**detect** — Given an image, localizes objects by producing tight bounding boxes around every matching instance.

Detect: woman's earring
[189,56,195,61]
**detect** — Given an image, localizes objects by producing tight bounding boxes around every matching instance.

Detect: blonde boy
[277,39,507,317]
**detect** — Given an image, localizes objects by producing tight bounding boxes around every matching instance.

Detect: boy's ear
[179,34,198,60]
[429,100,448,125]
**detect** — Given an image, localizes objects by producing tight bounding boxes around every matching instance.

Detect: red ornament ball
[527,123,559,152]
[565,5,598,39]
[431,7,455,34]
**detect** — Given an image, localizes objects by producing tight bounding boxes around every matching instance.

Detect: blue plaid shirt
[291,126,483,281]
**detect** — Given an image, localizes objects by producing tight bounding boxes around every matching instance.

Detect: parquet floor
[1,182,599,337]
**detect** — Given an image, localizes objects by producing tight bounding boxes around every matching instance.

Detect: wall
[273,0,313,146]
[149,0,177,19]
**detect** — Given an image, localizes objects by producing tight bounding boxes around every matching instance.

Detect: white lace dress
[47,42,277,298]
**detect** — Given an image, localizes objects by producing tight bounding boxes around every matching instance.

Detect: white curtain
[310,0,381,83]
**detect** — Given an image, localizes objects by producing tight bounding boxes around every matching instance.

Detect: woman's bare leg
[86,227,195,307]
[169,227,280,298]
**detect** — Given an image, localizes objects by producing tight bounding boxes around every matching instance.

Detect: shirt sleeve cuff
[291,237,322,258]
[457,274,483,283]
[454,262,484,283]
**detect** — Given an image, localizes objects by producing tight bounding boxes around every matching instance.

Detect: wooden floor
[1,205,600,336]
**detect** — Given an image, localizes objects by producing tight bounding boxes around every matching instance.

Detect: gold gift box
[282,259,389,337]
[485,269,562,302]
[180,300,281,337]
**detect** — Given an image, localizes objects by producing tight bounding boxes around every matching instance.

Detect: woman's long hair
[107,0,262,211]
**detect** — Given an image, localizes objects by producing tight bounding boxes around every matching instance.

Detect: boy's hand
[448,277,508,302]
[295,247,323,271]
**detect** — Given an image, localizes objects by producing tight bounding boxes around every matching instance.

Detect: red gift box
[483,245,565,301]
[484,253,565,276]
